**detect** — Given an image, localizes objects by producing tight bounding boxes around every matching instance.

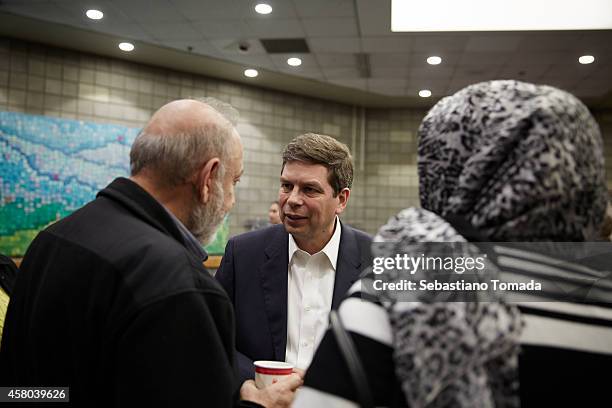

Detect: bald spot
[143,99,231,137]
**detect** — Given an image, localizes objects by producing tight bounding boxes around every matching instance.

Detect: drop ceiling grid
[0,0,610,103]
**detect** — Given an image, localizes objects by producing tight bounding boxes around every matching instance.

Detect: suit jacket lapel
[260,226,289,361]
[332,223,363,310]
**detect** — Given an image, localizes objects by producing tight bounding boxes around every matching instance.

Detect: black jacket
[0,178,241,407]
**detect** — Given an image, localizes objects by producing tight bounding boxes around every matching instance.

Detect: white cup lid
[254,360,294,370]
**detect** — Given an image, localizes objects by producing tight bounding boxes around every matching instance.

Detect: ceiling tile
[369,53,412,67]
[370,67,407,78]
[410,51,462,67]
[459,51,512,66]
[295,71,326,81]
[368,86,407,97]
[111,0,187,22]
[278,67,325,80]
[368,78,406,88]
[446,78,481,94]
[496,65,551,81]
[171,0,240,20]
[361,36,412,53]
[191,20,249,39]
[580,32,612,50]
[412,34,469,53]
[517,32,586,52]
[406,79,449,92]
[329,78,368,90]
[322,67,361,79]
[409,66,455,80]
[292,0,354,18]
[143,22,201,41]
[224,53,275,70]
[308,37,361,53]
[464,34,522,52]
[514,51,567,65]
[96,22,154,42]
[571,86,610,98]
[209,38,267,55]
[237,0,298,18]
[2,2,80,26]
[245,18,305,38]
[587,63,612,80]
[59,1,131,25]
[354,0,391,36]
[453,64,501,78]
[269,54,318,70]
[545,62,597,79]
[315,53,357,67]
[158,39,221,56]
[406,82,448,96]
[574,75,612,89]
[302,17,358,37]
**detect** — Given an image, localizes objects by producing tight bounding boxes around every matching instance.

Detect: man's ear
[335,188,350,215]
[194,158,220,203]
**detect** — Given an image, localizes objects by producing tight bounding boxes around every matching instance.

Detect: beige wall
[2,37,611,239]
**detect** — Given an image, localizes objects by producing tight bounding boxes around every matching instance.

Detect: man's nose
[287,187,303,206]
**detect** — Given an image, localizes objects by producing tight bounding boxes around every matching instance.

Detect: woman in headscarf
[292,80,612,407]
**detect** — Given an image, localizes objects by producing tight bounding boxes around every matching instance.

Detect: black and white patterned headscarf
[418,80,607,241]
[373,80,607,407]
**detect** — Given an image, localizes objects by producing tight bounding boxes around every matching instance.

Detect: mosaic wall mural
[0,111,228,257]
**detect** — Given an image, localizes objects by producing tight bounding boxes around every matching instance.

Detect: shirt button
[304,306,311,312]
[302,341,309,347]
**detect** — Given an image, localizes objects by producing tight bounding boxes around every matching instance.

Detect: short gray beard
[187,176,226,245]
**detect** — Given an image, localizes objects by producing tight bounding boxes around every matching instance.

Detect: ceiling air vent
[260,38,310,54]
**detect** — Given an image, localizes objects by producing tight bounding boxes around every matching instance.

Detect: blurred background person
[269,201,282,225]
[0,254,18,346]
[294,80,612,408]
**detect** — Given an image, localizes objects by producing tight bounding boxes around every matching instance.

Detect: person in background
[217,133,371,383]
[294,80,612,407]
[0,254,18,346]
[599,202,612,241]
[269,201,282,225]
[0,99,301,407]
[246,201,282,231]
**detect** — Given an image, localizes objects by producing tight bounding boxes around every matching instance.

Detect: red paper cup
[254,360,294,389]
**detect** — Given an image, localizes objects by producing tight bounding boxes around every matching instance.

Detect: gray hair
[130,98,239,186]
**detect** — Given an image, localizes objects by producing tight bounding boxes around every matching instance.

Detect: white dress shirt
[285,217,341,370]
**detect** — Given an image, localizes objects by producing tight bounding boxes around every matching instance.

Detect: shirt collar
[288,216,342,270]
[163,207,208,262]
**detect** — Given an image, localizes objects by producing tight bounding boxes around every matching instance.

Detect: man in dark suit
[217,133,371,383]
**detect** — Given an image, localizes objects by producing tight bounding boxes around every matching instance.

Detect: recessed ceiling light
[392,0,612,31]
[244,69,259,78]
[255,3,273,15]
[287,57,302,67]
[419,89,432,98]
[85,9,103,20]
[118,42,134,52]
[579,55,595,64]
[427,56,442,65]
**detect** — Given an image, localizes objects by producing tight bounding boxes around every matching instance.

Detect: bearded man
[0,99,300,407]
